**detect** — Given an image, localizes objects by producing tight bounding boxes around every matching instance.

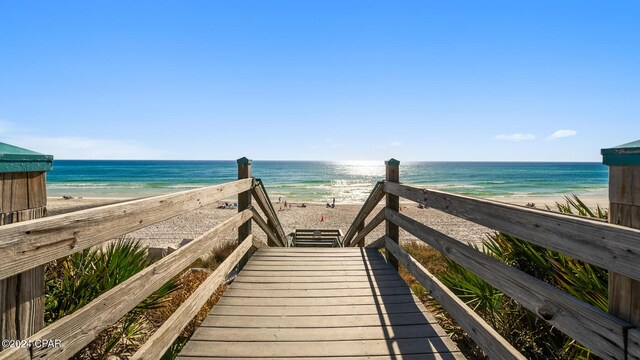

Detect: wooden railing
[0,159,288,359]
[348,166,640,360]
[252,178,289,246]
[4,156,640,359]
[343,181,385,247]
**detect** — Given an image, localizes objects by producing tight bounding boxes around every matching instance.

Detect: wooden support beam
[0,172,46,346]
[342,181,385,246]
[355,220,365,247]
[251,182,287,246]
[237,157,252,242]
[349,208,385,247]
[602,142,640,360]
[629,328,640,360]
[251,209,283,247]
[365,235,386,249]
[385,159,399,270]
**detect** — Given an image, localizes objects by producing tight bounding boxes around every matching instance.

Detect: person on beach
[332,197,336,208]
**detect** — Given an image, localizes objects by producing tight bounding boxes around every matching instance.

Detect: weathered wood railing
[347,159,640,360]
[343,180,385,247]
[0,158,288,359]
[252,178,288,246]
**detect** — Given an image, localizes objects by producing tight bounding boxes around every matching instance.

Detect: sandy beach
[46,193,609,250]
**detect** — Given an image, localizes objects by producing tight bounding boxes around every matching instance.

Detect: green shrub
[45,237,176,359]
[438,195,608,360]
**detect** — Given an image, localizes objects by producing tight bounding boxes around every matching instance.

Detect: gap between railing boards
[343,181,385,247]
[251,178,289,247]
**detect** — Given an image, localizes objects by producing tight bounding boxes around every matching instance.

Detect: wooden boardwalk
[178,248,464,359]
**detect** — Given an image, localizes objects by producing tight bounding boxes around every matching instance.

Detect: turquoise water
[46,160,608,202]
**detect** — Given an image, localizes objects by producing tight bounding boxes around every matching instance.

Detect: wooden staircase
[292,229,343,247]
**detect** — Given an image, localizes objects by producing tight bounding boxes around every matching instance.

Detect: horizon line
[53,158,604,163]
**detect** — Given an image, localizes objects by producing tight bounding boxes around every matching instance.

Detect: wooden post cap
[601,140,640,166]
[385,158,400,166]
[236,157,252,165]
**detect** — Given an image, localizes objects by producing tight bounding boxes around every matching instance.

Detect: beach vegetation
[45,238,177,359]
[403,195,608,360]
[44,236,237,359]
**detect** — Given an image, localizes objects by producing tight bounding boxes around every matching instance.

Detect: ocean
[46,160,608,203]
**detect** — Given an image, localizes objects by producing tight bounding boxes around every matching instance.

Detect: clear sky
[1,1,638,161]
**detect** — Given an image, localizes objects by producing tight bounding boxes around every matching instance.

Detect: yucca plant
[45,237,177,359]
[438,195,608,360]
[46,237,175,322]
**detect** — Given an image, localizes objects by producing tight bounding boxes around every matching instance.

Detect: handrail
[385,182,640,283]
[348,208,385,247]
[252,178,289,246]
[251,209,285,247]
[384,237,526,360]
[0,178,253,280]
[343,181,385,246]
[0,209,254,360]
[385,207,629,360]
[131,234,257,359]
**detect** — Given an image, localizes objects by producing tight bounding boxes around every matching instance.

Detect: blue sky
[1,1,638,161]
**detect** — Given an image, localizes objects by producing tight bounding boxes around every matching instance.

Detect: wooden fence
[3,155,640,359]
[0,157,288,359]
[344,159,640,360]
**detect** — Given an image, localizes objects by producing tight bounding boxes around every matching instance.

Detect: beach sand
[46,193,609,250]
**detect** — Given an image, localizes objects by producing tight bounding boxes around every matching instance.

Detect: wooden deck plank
[248,256,380,262]
[233,275,403,283]
[179,339,458,358]
[224,287,413,298]
[178,248,462,359]
[238,269,399,277]
[252,252,369,257]
[216,294,423,307]
[229,280,407,290]
[209,303,431,316]
[178,354,465,360]
[191,325,443,341]
[247,259,388,266]
[243,263,393,271]
[201,312,436,328]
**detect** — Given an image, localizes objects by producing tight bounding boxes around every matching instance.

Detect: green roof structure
[0,142,53,173]
[601,140,640,166]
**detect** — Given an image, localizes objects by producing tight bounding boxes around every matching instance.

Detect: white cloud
[2,135,165,159]
[389,141,403,147]
[0,119,166,159]
[547,129,577,140]
[495,133,536,142]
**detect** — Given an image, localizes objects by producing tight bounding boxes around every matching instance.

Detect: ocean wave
[48,182,204,190]
[48,183,145,189]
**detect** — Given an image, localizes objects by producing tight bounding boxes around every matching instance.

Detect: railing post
[356,220,365,247]
[0,144,52,347]
[237,157,252,242]
[385,158,400,270]
[602,141,640,336]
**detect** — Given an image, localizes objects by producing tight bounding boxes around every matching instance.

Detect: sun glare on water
[335,160,385,178]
